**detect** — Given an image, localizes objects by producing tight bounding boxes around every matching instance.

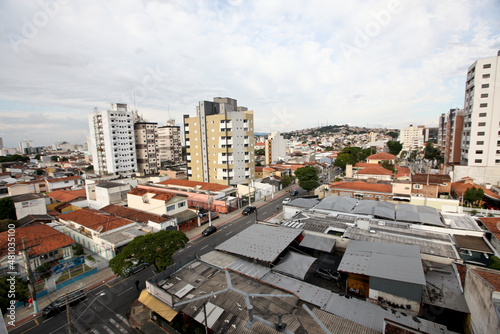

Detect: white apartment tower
[158,120,182,166]
[134,122,160,175]
[265,131,287,165]
[88,103,137,176]
[184,97,255,185]
[461,51,500,168]
[399,125,424,152]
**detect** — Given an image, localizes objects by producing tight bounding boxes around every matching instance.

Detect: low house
[45,175,83,192]
[86,181,131,209]
[338,240,426,314]
[353,165,393,181]
[100,203,177,232]
[451,177,500,209]
[365,152,396,165]
[478,217,500,254]
[411,173,451,198]
[330,180,393,201]
[0,225,75,278]
[11,193,50,219]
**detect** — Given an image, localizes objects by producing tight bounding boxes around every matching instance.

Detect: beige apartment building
[184,97,255,186]
[134,122,160,175]
[158,120,182,166]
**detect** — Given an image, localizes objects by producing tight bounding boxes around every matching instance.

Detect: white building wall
[14,198,48,219]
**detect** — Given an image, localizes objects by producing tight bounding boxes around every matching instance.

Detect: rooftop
[366,152,396,160]
[355,165,393,176]
[330,180,393,194]
[47,189,87,202]
[58,208,134,233]
[479,217,500,241]
[99,203,170,224]
[128,187,185,202]
[158,179,232,192]
[411,173,451,185]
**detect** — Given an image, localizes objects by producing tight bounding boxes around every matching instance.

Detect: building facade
[461,51,500,168]
[184,97,255,185]
[158,120,182,166]
[88,103,137,176]
[444,108,464,167]
[134,122,160,175]
[399,125,424,152]
[265,131,287,165]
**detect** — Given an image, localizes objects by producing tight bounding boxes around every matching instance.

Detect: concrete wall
[14,197,47,219]
[453,165,500,186]
[464,268,500,334]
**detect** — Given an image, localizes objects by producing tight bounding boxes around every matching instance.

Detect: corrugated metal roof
[442,213,482,231]
[200,250,240,269]
[454,235,493,253]
[338,240,426,286]
[396,203,444,227]
[352,200,395,220]
[287,198,320,208]
[272,251,317,280]
[315,196,358,213]
[299,234,336,253]
[215,224,303,263]
[228,259,271,279]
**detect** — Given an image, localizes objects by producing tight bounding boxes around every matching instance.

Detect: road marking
[110,318,128,334]
[187,245,192,248]
[115,313,131,328]
[226,231,233,236]
[117,287,133,296]
[200,245,208,250]
[90,328,100,334]
[178,248,184,252]
[42,317,51,323]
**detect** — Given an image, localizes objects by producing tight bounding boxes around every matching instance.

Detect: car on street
[290,190,299,196]
[122,261,149,277]
[242,206,257,215]
[202,225,217,236]
[42,288,87,317]
[314,268,342,282]
[282,198,292,205]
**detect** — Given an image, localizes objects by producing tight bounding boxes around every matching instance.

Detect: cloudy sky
[1,0,499,148]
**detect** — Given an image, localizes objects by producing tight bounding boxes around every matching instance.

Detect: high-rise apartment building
[88,103,137,176]
[184,97,255,185]
[461,51,500,167]
[441,108,464,168]
[399,125,424,152]
[158,120,182,166]
[265,131,287,165]
[134,122,160,175]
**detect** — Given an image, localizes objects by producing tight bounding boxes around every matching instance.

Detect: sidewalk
[7,185,296,331]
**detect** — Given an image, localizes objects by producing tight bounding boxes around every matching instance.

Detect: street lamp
[76,291,105,321]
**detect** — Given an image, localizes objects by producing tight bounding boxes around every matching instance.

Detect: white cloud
[0,0,499,147]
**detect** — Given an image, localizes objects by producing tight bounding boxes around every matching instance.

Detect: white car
[282,198,292,205]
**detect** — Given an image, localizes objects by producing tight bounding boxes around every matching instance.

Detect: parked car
[290,190,299,196]
[42,288,87,317]
[202,225,217,236]
[242,206,257,215]
[282,198,292,205]
[314,268,342,282]
[122,261,149,277]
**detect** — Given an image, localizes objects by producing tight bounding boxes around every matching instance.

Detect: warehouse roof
[352,200,396,220]
[396,203,444,227]
[315,196,358,213]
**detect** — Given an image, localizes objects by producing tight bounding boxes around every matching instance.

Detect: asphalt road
[10,187,306,334]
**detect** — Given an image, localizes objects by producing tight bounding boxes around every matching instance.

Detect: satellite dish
[96,226,104,233]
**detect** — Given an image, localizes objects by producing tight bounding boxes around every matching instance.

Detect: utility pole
[207,190,212,227]
[203,301,208,334]
[66,295,72,334]
[21,238,39,314]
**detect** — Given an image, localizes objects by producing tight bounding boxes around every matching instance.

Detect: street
[9,187,305,334]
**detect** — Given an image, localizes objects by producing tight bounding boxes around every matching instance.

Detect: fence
[462,207,500,216]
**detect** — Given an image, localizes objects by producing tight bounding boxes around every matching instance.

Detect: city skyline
[1,0,499,148]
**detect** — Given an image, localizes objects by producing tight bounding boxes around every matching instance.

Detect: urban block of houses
[86,180,132,210]
[451,177,500,209]
[0,224,75,278]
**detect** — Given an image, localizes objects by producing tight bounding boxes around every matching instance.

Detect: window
[482,84,489,88]
[481,93,489,98]
[178,202,185,208]
[413,184,422,189]
[483,64,491,69]
[483,74,490,79]
[166,205,175,212]
[479,112,487,117]
[496,160,500,164]
[475,159,482,163]
[477,141,484,145]
[478,132,485,136]
[476,150,483,154]
[497,150,500,154]
[480,103,488,108]
[478,122,486,127]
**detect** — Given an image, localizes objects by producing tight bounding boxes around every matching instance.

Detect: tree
[281,175,296,188]
[34,154,42,160]
[295,166,319,193]
[35,169,44,175]
[380,160,395,172]
[387,141,403,156]
[0,276,29,311]
[50,156,59,162]
[255,161,262,167]
[464,187,485,207]
[333,147,371,171]
[424,142,441,164]
[0,219,18,232]
[0,198,16,220]
[386,131,399,139]
[109,230,188,274]
[255,148,265,156]
[72,243,84,256]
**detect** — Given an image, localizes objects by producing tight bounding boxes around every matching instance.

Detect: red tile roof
[0,224,74,258]
[366,152,396,160]
[451,181,500,200]
[471,268,500,291]
[478,217,500,241]
[330,180,392,193]
[411,173,451,184]
[269,164,305,171]
[158,179,231,192]
[46,175,82,183]
[394,166,411,178]
[355,165,393,176]
[100,204,170,224]
[353,162,376,168]
[128,187,185,202]
[255,167,264,172]
[58,208,133,232]
[47,189,87,202]
[255,142,265,146]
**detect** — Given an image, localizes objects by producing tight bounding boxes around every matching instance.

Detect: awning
[170,210,198,223]
[299,234,335,253]
[272,251,317,280]
[138,290,178,322]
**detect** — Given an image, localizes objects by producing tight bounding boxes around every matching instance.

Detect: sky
[0,0,499,148]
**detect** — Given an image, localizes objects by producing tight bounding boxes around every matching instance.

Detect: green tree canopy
[0,154,29,163]
[386,131,399,139]
[281,175,296,188]
[35,169,44,175]
[424,142,441,160]
[464,187,485,207]
[0,198,16,220]
[333,147,372,171]
[34,154,42,160]
[295,166,319,193]
[0,276,29,310]
[0,219,18,233]
[109,230,188,275]
[255,148,265,156]
[387,141,403,156]
[380,160,395,172]
[50,156,59,162]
